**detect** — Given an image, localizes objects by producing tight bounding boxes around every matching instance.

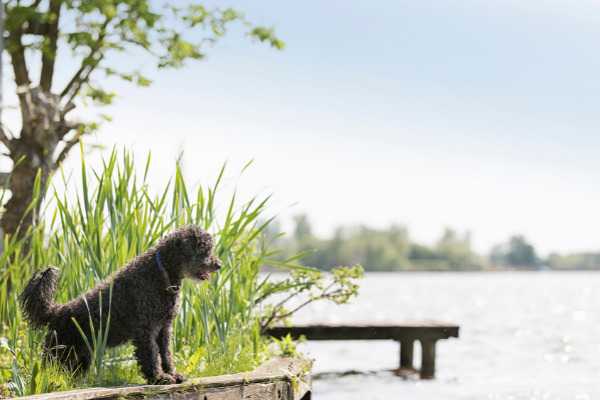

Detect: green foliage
[249,26,285,50]
[295,225,414,271]
[507,236,538,267]
[4,0,284,98]
[490,235,538,269]
[256,265,364,332]
[434,228,480,270]
[293,215,313,241]
[546,252,600,270]
[1,338,77,397]
[270,216,484,271]
[270,334,305,358]
[7,354,26,397]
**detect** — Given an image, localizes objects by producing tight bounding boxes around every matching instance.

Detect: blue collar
[156,252,180,295]
[156,252,166,271]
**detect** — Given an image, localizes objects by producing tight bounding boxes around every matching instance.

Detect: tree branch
[40,0,62,92]
[7,31,31,86]
[31,0,43,11]
[0,125,13,150]
[65,52,106,106]
[258,281,340,335]
[16,85,34,129]
[52,131,82,171]
[61,63,87,99]
[260,296,316,335]
[61,18,111,99]
[60,102,76,119]
[62,56,105,106]
[56,120,79,141]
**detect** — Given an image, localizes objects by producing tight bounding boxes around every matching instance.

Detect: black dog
[19,225,222,384]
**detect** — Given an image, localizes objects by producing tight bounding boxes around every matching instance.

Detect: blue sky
[3,0,600,255]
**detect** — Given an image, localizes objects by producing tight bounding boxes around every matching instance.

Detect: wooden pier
[265,319,459,379]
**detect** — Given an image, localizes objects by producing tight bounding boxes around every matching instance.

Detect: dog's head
[160,225,222,282]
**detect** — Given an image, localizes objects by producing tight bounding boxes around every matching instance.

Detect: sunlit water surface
[284,271,600,399]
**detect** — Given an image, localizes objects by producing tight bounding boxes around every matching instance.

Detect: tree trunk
[0,137,52,239]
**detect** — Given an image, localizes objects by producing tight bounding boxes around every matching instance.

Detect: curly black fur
[18,225,222,384]
[19,266,61,330]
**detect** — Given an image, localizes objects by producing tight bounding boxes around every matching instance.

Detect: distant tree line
[264,215,600,271]
[545,252,600,270]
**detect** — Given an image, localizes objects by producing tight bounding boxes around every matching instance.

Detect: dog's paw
[171,372,186,383]
[150,373,177,385]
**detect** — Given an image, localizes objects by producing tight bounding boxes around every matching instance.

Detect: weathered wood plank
[17,357,311,400]
[264,320,459,341]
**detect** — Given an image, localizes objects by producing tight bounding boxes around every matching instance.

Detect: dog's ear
[198,230,215,254]
[174,226,195,255]
[176,238,193,255]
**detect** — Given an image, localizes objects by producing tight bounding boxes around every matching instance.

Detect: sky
[2,0,600,256]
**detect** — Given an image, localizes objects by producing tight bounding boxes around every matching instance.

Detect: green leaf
[136,76,152,87]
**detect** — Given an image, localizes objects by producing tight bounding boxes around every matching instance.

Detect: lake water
[286,271,600,399]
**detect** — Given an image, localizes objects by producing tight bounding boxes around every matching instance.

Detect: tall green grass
[0,146,289,394]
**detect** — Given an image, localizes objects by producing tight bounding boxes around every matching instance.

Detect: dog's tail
[18,266,61,330]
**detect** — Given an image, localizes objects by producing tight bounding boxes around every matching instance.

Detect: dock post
[420,338,437,379]
[399,339,414,369]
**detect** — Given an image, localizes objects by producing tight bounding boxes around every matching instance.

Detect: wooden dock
[17,357,311,400]
[265,319,459,379]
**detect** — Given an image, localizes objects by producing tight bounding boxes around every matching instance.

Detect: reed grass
[0,146,290,394]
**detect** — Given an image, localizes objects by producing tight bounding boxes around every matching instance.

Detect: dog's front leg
[157,326,185,383]
[133,332,175,384]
